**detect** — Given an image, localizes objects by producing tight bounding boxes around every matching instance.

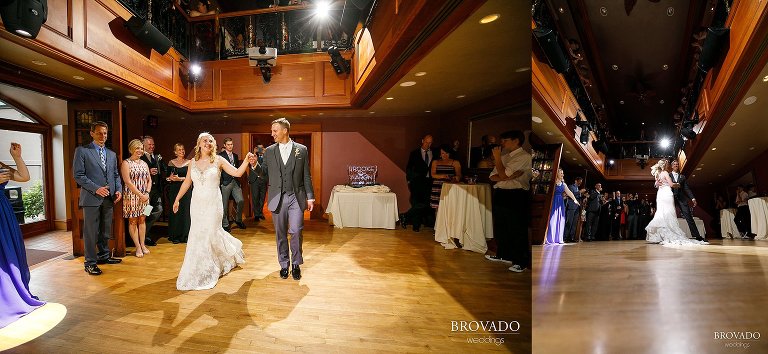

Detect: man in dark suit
[219,137,246,232]
[610,190,624,240]
[469,135,496,168]
[248,144,268,221]
[260,118,314,280]
[140,136,163,246]
[402,134,435,232]
[584,183,602,241]
[564,176,582,242]
[670,160,704,241]
[72,121,123,275]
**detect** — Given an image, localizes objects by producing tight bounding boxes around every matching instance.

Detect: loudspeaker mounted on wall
[0,0,47,39]
[698,27,729,72]
[533,27,570,74]
[125,16,173,55]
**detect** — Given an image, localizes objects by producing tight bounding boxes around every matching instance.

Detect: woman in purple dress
[544,169,580,245]
[1,143,45,328]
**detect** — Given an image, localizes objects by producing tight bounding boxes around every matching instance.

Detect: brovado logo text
[714,332,761,340]
[451,321,520,333]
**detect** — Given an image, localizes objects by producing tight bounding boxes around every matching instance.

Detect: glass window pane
[0,100,36,123]
[0,130,46,224]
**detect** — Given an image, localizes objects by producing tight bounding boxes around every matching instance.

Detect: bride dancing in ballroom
[172,133,253,290]
[645,159,708,246]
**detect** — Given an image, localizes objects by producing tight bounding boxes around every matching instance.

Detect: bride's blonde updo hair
[651,159,668,178]
[193,132,217,163]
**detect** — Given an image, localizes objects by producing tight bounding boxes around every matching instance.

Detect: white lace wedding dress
[177,156,245,290]
[645,171,707,246]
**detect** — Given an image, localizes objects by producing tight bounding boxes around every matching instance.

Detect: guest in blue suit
[73,121,123,275]
[1,143,45,328]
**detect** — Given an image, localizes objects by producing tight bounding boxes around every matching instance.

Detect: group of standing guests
[403,131,532,273]
[546,176,657,244]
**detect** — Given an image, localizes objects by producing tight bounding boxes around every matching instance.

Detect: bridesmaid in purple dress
[544,169,580,245]
[1,143,45,328]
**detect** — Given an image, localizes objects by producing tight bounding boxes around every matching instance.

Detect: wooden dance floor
[8,219,529,353]
[533,240,768,354]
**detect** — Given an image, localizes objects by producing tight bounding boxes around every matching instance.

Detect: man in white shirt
[485,130,532,273]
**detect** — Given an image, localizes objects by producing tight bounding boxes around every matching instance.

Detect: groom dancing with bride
[646,158,708,246]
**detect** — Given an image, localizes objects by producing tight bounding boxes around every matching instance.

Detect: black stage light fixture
[125,15,173,55]
[533,27,570,74]
[0,0,47,39]
[328,46,350,75]
[680,113,700,140]
[576,121,591,145]
[698,27,730,72]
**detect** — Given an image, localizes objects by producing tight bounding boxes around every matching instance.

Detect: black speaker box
[0,0,47,39]
[125,16,173,55]
[533,27,569,74]
[698,27,729,72]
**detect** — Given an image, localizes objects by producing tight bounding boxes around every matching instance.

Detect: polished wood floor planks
[10,219,530,353]
[533,240,768,354]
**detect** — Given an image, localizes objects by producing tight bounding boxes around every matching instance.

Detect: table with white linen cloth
[677,217,706,239]
[326,185,399,229]
[720,208,739,239]
[748,197,768,240]
[434,183,493,253]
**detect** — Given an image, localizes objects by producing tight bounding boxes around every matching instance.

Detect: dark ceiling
[543,0,716,141]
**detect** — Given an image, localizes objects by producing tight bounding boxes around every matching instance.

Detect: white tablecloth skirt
[326,189,399,229]
[748,197,768,240]
[720,208,739,239]
[434,183,493,253]
[677,217,706,239]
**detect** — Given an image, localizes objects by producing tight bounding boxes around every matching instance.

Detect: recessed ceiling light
[612,64,618,70]
[662,64,669,70]
[572,158,577,161]
[425,110,431,113]
[369,111,375,114]
[532,116,542,123]
[479,14,500,24]
[269,114,274,117]
[730,121,737,126]
[319,112,324,115]
[125,95,138,99]
[31,60,47,66]
[180,117,185,120]
[73,75,85,80]
[731,163,735,166]
[386,97,394,100]
[744,96,757,105]
[103,87,113,91]
[223,114,229,117]
[763,75,768,82]
[749,147,755,150]
[619,100,624,104]
[711,147,717,151]
[599,7,607,16]
[692,174,696,177]
[456,95,466,99]
[546,131,553,135]
[400,81,416,87]
[718,174,722,177]
[414,72,427,77]
[565,150,570,154]
[47,95,54,99]
[696,167,702,170]
[301,114,307,117]
[659,100,664,104]
[515,67,531,72]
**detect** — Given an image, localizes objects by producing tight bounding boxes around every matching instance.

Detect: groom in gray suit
[72,121,123,275]
[259,118,314,280]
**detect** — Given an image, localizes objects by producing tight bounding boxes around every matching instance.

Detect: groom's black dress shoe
[280,268,289,279]
[223,226,232,232]
[145,238,157,246]
[84,265,102,275]
[292,265,301,280]
[235,221,246,229]
[97,258,122,265]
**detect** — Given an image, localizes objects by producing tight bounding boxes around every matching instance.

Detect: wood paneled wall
[532,51,606,176]
[683,0,768,173]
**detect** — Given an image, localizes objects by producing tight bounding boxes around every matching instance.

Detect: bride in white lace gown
[172,133,253,290]
[645,159,708,246]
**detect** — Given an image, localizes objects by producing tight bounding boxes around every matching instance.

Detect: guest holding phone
[121,139,151,257]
